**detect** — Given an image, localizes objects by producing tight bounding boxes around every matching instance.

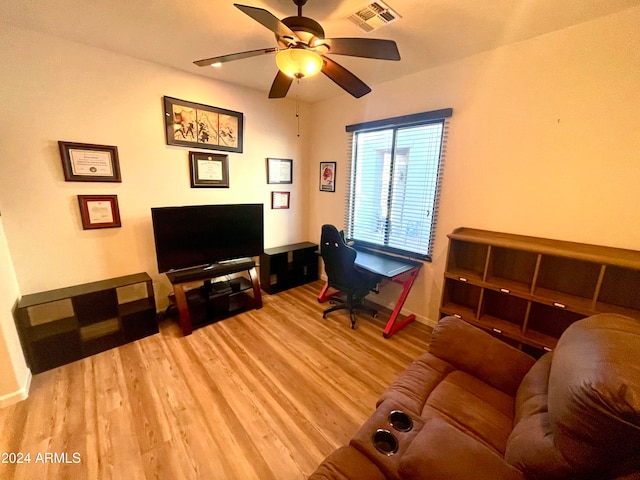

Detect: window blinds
[345,110,450,260]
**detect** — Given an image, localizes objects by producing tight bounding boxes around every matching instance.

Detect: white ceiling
[2,0,639,103]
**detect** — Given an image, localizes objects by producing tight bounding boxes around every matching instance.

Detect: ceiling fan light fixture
[276,48,323,78]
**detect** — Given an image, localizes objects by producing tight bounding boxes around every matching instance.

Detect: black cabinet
[14,273,157,373]
[260,242,319,294]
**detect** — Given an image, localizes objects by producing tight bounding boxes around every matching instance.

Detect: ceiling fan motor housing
[279,16,326,50]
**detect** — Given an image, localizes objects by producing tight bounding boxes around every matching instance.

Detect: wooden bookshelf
[440,228,640,355]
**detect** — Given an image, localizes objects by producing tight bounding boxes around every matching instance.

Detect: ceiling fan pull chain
[296,93,300,137]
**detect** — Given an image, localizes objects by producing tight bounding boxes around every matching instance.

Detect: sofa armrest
[429,316,536,396]
[398,417,524,480]
[309,446,387,480]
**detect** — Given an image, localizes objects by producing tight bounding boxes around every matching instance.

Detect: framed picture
[59,141,121,182]
[164,96,243,153]
[271,191,290,209]
[319,162,336,192]
[189,152,229,188]
[266,158,293,184]
[77,195,121,229]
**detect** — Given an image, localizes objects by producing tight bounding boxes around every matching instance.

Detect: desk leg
[317,282,340,303]
[248,267,263,309]
[173,284,193,336]
[383,267,421,338]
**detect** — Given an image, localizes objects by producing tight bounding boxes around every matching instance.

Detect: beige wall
[0,24,311,402]
[0,24,311,299]
[307,6,640,325]
[0,218,30,406]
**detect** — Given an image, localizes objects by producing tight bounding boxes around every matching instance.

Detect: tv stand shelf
[166,258,262,335]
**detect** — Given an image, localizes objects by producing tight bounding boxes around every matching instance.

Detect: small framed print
[59,141,121,182]
[77,195,121,229]
[189,151,229,188]
[266,158,293,184]
[319,162,336,192]
[271,191,290,209]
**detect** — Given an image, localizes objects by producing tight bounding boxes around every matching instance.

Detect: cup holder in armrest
[389,410,413,432]
[372,429,398,456]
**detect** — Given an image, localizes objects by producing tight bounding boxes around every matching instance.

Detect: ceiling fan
[194,0,401,99]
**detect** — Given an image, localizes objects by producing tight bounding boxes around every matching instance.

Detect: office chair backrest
[320,224,362,292]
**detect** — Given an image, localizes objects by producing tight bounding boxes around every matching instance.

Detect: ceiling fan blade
[234,4,298,42]
[321,56,371,98]
[269,71,294,98]
[320,38,400,61]
[194,47,277,67]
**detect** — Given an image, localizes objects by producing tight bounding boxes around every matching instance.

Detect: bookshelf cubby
[440,228,640,355]
[259,242,319,294]
[14,273,157,373]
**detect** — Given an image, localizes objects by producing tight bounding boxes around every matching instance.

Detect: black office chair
[320,224,379,329]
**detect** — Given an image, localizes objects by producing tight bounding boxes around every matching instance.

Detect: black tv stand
[166,258,262,335]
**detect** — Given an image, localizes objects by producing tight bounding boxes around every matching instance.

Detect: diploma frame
[59,141,121,182]
[271,191,290,209]
[77,194,121,229]
[189,151,230,188]
[266,158,293,184]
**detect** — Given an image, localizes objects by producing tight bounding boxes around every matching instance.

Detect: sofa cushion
[429,316,536,396]
[505,352,574,479]
[424,370,515,454]
[513,352,552,424]
[377,352,455,415]
[547,314,640,474]
[398,417,524,480]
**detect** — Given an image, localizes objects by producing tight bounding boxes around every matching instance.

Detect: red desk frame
[317,248,422,338]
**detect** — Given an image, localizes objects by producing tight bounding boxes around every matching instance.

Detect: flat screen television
[151,203,264,273]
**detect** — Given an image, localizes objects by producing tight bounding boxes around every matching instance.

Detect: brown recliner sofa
[310,314,640,479]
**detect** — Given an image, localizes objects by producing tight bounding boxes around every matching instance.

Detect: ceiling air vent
[347,1,401,32]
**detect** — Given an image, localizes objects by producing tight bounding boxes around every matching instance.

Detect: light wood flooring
[0,281,431,480]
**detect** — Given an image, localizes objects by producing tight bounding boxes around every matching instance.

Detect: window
[345,109,452,261]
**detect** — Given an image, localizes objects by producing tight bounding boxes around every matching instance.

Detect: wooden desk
[318,247,422,337]
[167,258,262,336]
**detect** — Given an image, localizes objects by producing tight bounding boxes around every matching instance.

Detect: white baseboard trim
[367,298,438,329]
[0,369,32,408]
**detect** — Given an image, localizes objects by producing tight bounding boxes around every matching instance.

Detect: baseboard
[366,298,438,329]
[0,369,32,408]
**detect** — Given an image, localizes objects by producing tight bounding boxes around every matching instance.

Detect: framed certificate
[271,191,290,209]
[266,158,292,184]
[189,152,229,188]
[59,141,121,182]
[77,195,121,229]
